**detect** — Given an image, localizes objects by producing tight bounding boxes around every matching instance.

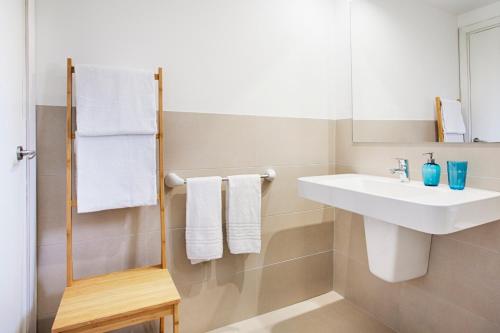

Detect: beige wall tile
[171,251,333,333]
[334,209,367,264]
[261,164,331,216]
[37,231,160,317]
[408,236,500,325]
[169,209,333,285]
[38,173,160,246]
[72,205,160,243]
[37,175,65,226]
[332,251,348,296]
[256,251,331,320]
[254,117,330,166]
[37,243,67,317]
[210,209,334,280]
[344,258,401,331]
[399,284,500,333]
[169,228,210,285]
[333,209,351,255]
[446,221,500,253]
[353,120,437,144]
[164,112,258,170]
[36,106,66,176]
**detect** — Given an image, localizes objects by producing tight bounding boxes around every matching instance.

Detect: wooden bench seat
[52,266,180,333]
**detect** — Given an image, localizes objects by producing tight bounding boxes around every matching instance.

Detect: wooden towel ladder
[435,96,445,143]
[51,58,180,333]
[435,96,462,143]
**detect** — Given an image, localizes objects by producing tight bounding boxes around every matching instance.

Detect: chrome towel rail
[165,169,277,188]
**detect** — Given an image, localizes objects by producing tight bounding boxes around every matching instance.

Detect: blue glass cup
[447,161,468,190]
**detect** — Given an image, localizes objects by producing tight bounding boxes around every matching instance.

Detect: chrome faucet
[390,158,410,182]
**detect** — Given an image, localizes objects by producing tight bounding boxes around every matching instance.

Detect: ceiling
[423,0,500,14]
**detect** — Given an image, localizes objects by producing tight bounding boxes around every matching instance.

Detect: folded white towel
[444,133,465,143]
[75,133,157,213]
[75,65,157,136]
[186,177,223,264]
[441,99,466,135]
[226,175,261,254]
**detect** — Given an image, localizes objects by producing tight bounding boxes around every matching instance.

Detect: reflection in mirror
[351,0,500,143]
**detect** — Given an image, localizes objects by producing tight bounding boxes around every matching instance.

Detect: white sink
[298,174,500,282]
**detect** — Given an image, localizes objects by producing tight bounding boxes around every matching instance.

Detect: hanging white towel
[186,177,223,264]
[444,133,464,143]
[75,65,157,136]
[226,175,261,254]
[75,133,157,213]
[441,99,466,135]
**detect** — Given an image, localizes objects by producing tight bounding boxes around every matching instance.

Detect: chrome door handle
[16,146,36,161]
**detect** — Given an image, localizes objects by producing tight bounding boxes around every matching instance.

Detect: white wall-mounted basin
[298,174,500,282]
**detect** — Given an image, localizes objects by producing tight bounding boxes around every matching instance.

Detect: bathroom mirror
[350,0,500,143]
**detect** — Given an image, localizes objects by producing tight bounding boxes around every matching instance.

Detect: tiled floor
[208,292,395,333]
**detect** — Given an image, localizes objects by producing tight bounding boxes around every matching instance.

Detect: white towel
[75,65,157,136]
[75,134,157,213]
[226,175,261,254]
[186,177,223,264]
[441,99,466,135]
[444,133,465,143]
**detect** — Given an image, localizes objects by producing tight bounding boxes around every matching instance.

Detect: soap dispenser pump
[422,152,441,186]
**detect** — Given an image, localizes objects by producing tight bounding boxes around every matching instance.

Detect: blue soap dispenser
[422,152,441,186]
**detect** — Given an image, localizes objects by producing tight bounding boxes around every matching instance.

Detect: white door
[0,1,31,332]
[469,25,500,142]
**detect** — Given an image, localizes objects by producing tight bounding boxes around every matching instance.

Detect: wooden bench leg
[173,304,179,333]
[159,317,165,333]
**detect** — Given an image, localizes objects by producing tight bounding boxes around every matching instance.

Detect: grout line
[39,164,337,179]
[400,282,500,330]
[333,249,368,267]
[173,250,335,289]
[37,105,337,121]
[167,207,334,232]
[440,234,500,256]
[234,249,333,275]
[37,229,161,248]
[38,207,334,246]
[165,163,335,173]
[338,297,399,332]
[161,250,335,290]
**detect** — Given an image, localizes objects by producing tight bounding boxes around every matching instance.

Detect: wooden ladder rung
[71,66,158,79]
[71,134,160,140]
[71,195,160,208]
